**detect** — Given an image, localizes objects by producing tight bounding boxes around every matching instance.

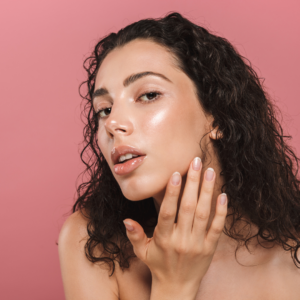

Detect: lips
[111,145,147,175]
[111,145,146,165]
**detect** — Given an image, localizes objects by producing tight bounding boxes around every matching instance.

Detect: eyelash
[94,90,162,120]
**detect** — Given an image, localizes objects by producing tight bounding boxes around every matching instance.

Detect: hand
[123,157,227,297]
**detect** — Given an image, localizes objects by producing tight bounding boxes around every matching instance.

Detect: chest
[116,255,299,300]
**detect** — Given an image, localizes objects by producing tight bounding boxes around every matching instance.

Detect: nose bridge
[104,101,133,137]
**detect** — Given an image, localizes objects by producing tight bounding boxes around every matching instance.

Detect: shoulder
[58,210,89,248]
[264,244,300,299]
[58,210,119,300]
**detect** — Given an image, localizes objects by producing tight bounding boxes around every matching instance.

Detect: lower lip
[114,156,146,175]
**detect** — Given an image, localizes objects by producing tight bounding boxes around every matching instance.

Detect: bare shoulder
[58,209,90,247]
[58,210,119,300]
[266,245,300,299]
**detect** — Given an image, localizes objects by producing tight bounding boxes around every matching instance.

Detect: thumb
[123,219,149,261]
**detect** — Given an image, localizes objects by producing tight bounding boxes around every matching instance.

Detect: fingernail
[171,172,181,186]
[205,168,214,181]
[192,157,201,171]
[123,220,134,231]
[220,193,227,205]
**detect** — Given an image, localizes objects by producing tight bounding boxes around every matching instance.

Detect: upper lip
[111,145,146,165]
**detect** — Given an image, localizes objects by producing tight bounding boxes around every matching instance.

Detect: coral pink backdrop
[0,0,299,299]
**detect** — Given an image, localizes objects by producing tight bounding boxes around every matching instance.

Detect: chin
[122,192,150,201]
[118,177,167,201]
[120,188,153,201]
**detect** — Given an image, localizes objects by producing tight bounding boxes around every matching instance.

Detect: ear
[209,126,223,140]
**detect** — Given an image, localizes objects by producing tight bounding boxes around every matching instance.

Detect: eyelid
[94,106,111,119]
[94,89,163,120]
[93,97,113,114]
[137,89,163,102]
[94,101,111,114]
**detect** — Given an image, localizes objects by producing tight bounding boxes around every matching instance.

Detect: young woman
[58,12,300,299]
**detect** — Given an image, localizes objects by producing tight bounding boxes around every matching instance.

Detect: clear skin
[58,39,300,300]
[95,39,223,218]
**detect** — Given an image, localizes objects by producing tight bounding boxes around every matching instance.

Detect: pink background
[0,0,299,299]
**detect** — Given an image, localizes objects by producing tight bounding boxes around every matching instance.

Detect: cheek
[95,102,204,201]
[120,106,202,201]
[97,127,111,162]
[142,104,202,163]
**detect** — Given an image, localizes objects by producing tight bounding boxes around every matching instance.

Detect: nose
[104,106,134,139]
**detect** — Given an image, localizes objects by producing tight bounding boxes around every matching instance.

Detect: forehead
[95,39,179,85]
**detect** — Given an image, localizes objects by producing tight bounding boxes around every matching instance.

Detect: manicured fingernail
[171,172,181,186]
[220,193,227,205]
[123,220,134,231]
[205,168,214,181]
[192,157,201,171]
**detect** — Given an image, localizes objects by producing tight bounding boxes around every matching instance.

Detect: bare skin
[58,39,300,299]
[59,209,300,300]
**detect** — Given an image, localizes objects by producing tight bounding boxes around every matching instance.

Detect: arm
[58,211,119,300]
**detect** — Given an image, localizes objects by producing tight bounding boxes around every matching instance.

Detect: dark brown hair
[73,12,300,276]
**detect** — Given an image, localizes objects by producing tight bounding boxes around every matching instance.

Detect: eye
[94,90,161,120]
[138,91,162,103]
[95,107,111,119]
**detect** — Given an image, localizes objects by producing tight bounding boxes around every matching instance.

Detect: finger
[156,171,181,237]
[123,219,150,261]
[205,193,227,250]
[192,168,216,240]
[176,157,202,235]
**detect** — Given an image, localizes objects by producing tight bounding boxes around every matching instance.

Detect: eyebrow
[92,71,172,100]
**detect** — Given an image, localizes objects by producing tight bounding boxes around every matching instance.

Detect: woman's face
[93,39,213,201]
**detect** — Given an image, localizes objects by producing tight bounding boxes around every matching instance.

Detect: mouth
[117,153,142,164]
[111,145,147,175]
[113,155,146,175]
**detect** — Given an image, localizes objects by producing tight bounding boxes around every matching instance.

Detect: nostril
[116,128,127,133]
[105,130,114,139]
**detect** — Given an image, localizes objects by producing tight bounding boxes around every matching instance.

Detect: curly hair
[73,12,300,276]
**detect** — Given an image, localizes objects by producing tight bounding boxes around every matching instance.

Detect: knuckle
[167,187,179,197]
[202,185,214,194]
[180,202,195,214]
[210,226,224,236]
[187,172,199,182]
[191,245,204,255]
[195,210,209,221]
[156,236,169,250]
[160,209,175,220]
[175,243,189,254]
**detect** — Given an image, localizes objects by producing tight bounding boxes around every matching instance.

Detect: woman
[58,12,300,299]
